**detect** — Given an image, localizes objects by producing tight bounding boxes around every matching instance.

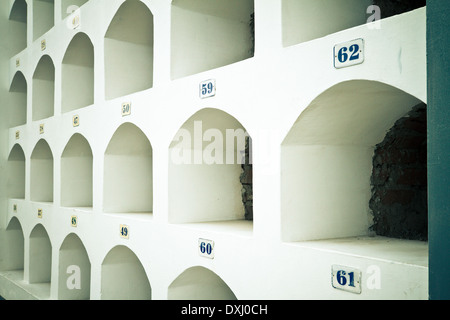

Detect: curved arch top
[283,80,424,147]
[105,122,153,155]
[101,245,151,300]
[168,266,237,300]
[169,107,250,148]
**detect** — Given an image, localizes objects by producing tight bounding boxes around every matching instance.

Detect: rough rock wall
[370,103,427,240]
[372,0,426,18]
[240,136,253,221]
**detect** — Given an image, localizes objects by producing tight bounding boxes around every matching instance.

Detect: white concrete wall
[0,0,428,300]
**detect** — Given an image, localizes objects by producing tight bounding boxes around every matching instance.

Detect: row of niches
[9,0,256,104]
[8,80,428,242]
[8,0,256,127]
[9,0,90,55]
[8,109,253,224]
[9,0,428,60]
[8,0,427,122]
[3,217,237,300]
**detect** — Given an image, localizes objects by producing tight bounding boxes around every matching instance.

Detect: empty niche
[168,266,237,300]
[32,55,55,121]
[281,80,424,242]
[103,123,153,214]
[31,139,54,203]
[3,218,25,274]
[104,0,154,100]
[61,0,88,20]
[61,134,93,208]
[33,0,54,41]
[9,0,27,57]
[171,0,255,79]
[62,32,94,113]
[282,0,372,47]
[9,71,27,128]
[58,233,91,300]
[29,224,52,288]
[101,245,151,300]
[7,144,26,200]
[168,108,252,224]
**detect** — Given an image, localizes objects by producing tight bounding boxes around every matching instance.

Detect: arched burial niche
[101,245,151,300]
[3,218,25,273]
[9,0,27,57]
[104,0,154,100]
[62,32,94,113]
[171,0,255,79]
[168,108,252,224]
[58,233,91,300]
[33,0,54,41]
[61,134,93,208]
[281,80,424,242]
[282,0,372,47]
[9,71,27,128]
[29,224,52,286]
[61,0,88,20]
[31,139,54,203]
[32,55,55,121]
[168,266,237,300]
[104,123,153,214]
[7,144,26,200]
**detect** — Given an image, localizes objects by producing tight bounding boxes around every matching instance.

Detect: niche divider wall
[0,1,429,300]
